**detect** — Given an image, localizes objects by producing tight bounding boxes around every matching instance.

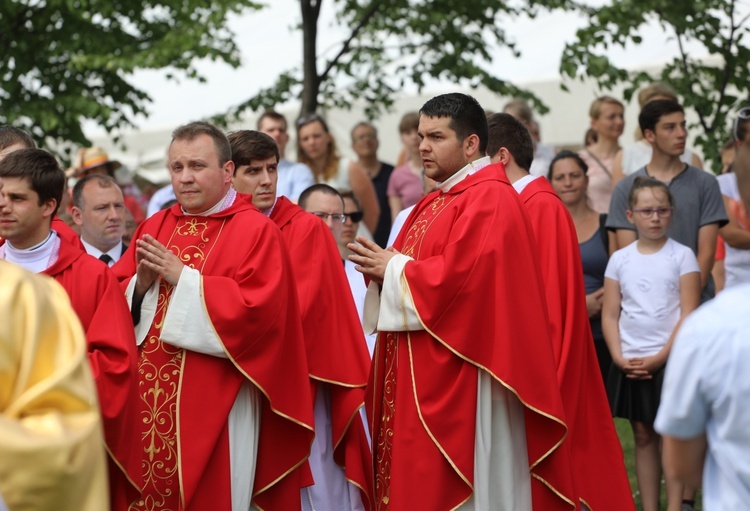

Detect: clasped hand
[347,236,398,285]
[135,234,184,293]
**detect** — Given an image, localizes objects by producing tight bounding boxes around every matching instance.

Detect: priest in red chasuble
[228,130,373,511]
[0,150,141,510]
[487,113,635,510]
[112,122,315,511]
[348,93,577,510]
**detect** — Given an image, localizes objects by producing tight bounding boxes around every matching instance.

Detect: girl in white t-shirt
[602,177,701,511]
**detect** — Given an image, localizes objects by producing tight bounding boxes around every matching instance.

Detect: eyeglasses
[345,211,363,223]
[311,211,346,223]
[733,106,750,142]
[632,207,673,219]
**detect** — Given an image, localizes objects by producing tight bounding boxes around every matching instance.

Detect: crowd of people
[1,83,749,511]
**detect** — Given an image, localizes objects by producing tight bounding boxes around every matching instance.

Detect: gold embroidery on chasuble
[375,194,454,510]
[134,216,226,511]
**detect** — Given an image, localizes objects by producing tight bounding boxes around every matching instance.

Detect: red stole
[368,163,577,510]
[133,215,226,511]
[519,177,635,510]
[270,196,374,509]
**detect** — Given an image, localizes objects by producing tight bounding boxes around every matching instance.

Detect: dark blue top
[579,226,609,341]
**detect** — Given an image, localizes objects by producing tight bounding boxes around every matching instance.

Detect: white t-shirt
[277,159,315,201]
[655,283,750,510]
[604,238,699,358]
[717,172,750,288]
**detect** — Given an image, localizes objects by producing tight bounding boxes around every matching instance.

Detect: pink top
[579,150,614,214]
[387,163,423,209]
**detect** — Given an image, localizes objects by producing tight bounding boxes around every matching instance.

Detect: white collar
[182,188,237,217]
[437,156,491,193]
[511,174,539,194]
[260,197,278,218]
[2,231,60,273]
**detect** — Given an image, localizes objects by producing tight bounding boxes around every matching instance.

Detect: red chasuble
[270,196,374,509]
[518,177,635,510]
[43,236,142,511]
[368,163,577,510]
[113,194,315,511]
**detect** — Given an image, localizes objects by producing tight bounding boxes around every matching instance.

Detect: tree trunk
[300,0,321,118]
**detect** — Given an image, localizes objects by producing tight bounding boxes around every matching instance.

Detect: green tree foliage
[561,0,750,171]
[0,0,261,152]
[220,0,572,122]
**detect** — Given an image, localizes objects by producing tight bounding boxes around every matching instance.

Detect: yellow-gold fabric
[0,261,108,510]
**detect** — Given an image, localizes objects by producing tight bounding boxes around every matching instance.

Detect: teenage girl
[602,177,701,511]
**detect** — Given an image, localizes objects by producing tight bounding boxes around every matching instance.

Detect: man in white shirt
[71,174,127,266]
[656,144,750,510]
[258,110,315,201]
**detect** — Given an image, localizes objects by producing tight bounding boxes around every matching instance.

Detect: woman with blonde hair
[296,114,380,235]
[580,95,625,213]
[612,83,703,184]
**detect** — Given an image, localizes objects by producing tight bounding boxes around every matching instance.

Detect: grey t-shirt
[606,165,728,299]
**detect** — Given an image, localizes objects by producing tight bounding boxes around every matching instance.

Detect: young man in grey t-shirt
[607,100,727,301]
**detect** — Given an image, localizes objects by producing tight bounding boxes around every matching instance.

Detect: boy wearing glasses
[607,100,727,302]
[228,130,373,511]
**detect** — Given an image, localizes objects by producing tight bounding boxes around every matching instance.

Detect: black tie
[99,254,113,265]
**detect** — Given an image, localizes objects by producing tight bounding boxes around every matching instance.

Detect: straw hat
[66,147,121,177]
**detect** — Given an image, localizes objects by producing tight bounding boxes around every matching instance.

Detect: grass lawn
[615,418,701,510]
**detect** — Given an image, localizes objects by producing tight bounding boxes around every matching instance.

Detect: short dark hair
[398,112,419,134]
[72,174,120,210]
[548,150,589,180]
[0,148,64,216]
[638,100,684,136]
[298,183,344,211]
[171,121,231,166]
[257,110,288,131]
[486,113,534,171]
[419,93,488,155]
[226,130,279,174]
[628,176,674,209]
[0,126,35,151]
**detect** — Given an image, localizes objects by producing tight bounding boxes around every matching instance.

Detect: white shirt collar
[437,156,491,193]
[81,238,123,265]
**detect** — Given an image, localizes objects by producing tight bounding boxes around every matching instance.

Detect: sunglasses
[296,113,327,130]
[345,211,363,223]
[733,106,750,142]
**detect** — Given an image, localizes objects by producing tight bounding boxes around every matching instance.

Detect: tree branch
[711,0,737,132]
[672,22,711,132]
[318,0,383,83]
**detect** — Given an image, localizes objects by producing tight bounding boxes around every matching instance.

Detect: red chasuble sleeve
[114,197,315,511]
[272,197,374,509]
[379,163,577,510]
[44,239,142,510]
[520,178,635,511]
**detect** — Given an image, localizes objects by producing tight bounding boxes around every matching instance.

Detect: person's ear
[71,206,83,226]
[464,134,481,158]
[626,209,635,225]
[643,129,656,144]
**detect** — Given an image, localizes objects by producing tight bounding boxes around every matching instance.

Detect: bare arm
[388,195,403,226]
[691,152,704,170]
[349,162,381,234]
[662,434,707,489]
[611,149,625,185]
[614,229,636,251]
[607,230,617,257]
[601,277,626,369]
[719,195,750,249]
[696,224,719,289]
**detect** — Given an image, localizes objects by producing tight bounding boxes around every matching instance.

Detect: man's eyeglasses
[345,211,363,223]
[733,106,750,142]
[311,211,346,223]
[632,207,673,219]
